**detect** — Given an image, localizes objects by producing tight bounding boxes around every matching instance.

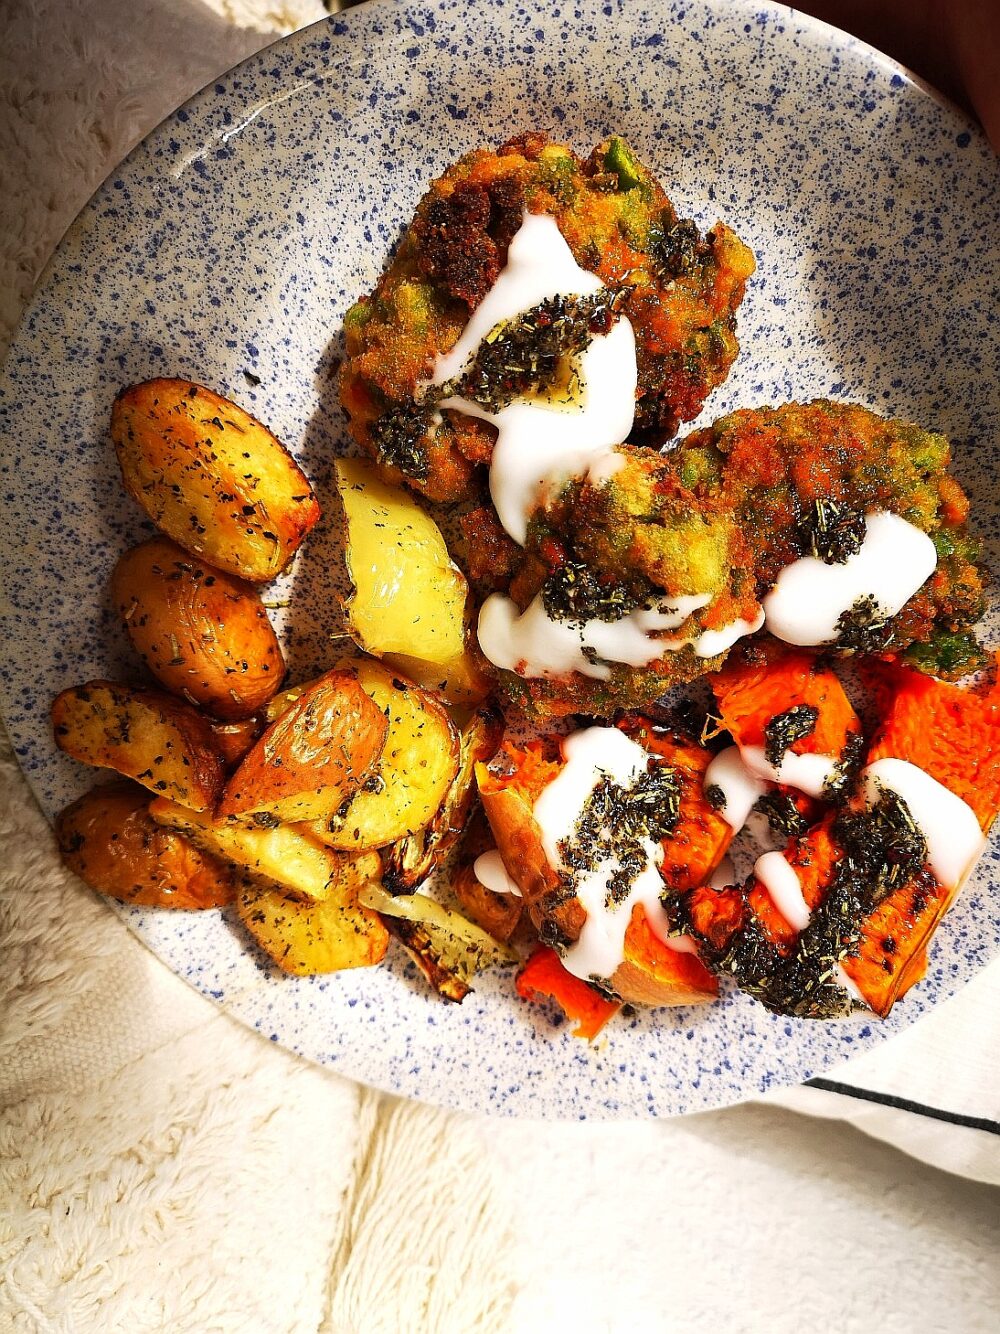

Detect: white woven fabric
[2,3,998,1330]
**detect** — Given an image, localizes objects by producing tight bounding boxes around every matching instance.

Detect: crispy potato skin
[111,537,285,720]
[51,680,225,810]
[211,716,264,768]
[304,659,460,850]
[218,668,388,823]
[237,880,389,975]
[111,379,319,581]
[56,783,236,909]
[340,133,754,503]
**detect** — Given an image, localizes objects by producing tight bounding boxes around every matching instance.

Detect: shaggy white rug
[2,3,999,1331]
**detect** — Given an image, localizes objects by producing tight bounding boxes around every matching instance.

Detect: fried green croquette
[495,401,986,718]
[340,132,755,503]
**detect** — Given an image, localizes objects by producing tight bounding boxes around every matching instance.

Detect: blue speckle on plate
[1,0,998,1120]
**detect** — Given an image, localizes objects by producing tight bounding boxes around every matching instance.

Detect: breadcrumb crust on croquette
[339,132,755,503]
[493,400,986,719]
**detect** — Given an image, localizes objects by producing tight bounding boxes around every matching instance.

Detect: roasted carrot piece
[515,946,620,1040]
[619,906,719,1006]
[867,656,1000,832]
[711,644,862,780]
[839,877,952,1017]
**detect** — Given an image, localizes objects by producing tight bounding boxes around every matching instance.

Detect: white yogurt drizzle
[861,758,984,889]
[430,211,637,547]
[739,745,839,800]
[753,851,812,932]
[763,511,937,646]
[478,592,710,681]
[473,849,523,898]
[703,746,768,832]
[532,726,688,981]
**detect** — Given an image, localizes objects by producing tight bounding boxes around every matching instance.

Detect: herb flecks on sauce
[835,593,893,653]
[753,790,810,841]
[369,405,434,481]
[680,789,930,1019]
[558,761,681,912]
[443,288,628,414]
[799,498,867,565]
[541,559,652,624]
[763,704,819,768]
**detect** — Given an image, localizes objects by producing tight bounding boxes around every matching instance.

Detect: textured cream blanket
[2,3,999,1330]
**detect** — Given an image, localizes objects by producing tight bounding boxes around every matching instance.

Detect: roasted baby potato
[52,680,225,810]
[210,716,263,768]
[383,703,504,893]
[56,783,236,909]
[302,658,460,851]
[111,379,320,581]
[237,879,389,975]
[335,457,489,706]
[149,797,380,903]
[111,537,285,719]
[218,668,387,823]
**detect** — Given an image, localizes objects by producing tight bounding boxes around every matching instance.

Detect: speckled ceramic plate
[2,0,999,1117]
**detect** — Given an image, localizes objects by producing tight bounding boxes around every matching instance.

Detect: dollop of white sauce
[753,850,812,932]
[686,608,766,659]
[473,849,522,897]
[862,758,985,889]
[478,592,710,680]
[532,726,679,981]
[740,745,839,800]
[703,746,768,832]
[763,511,937,646]
[430,212,637,546]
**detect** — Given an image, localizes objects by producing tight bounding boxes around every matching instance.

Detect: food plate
[2,0,999,1117]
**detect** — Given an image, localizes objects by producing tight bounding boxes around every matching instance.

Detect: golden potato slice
[149,796,379,903]
[211,716,263,768]
[111,379,320,582]
[335,458,489,706]
[111,537,285,719]
[383,704,503,893]
[237,880,389,975]
[217,668,387,823]
[51,680,225,810]
[297,658,460,850]
[56,783,236,909]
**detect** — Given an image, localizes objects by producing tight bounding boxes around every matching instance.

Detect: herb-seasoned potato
[211,716,263,768]
[218,668,387,823]
[111,379,320,582]
[52,680,225,810]
[301,658,460,850]
[383,704,503,893]
[335,457,489,706]
[111,537,284,719]
[56,783,236,909]
[237,879,389,975]
[149,796,379,903]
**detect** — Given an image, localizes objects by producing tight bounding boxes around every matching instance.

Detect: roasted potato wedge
[452,861,523,944]
[111,379,320,581]
[384,703,504,894]
[218,668,387,823]
[52,680,225,810]
[149,797,380,902]
[56,783,236,909]
[300,658,460,850]
[237,879,389,975]
[111,537,284,719]
[211,716,263,768]
[335,458,489,706]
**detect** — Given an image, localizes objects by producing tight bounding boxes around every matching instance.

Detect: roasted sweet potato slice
[56,783,236,909]
[515,946,621,1040]
[217,668,387,823]
[452,861,523,944]
[111,379,319,581]
[237,878,389,975]
[51,680,225,810]
[111,537,284,719]
[149,797,380,903]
